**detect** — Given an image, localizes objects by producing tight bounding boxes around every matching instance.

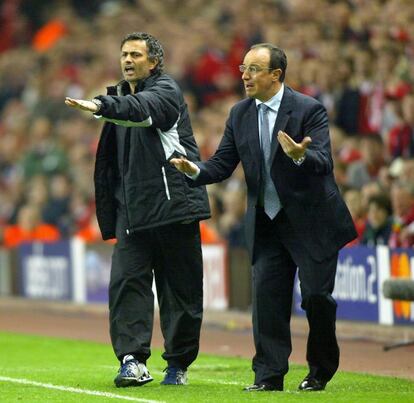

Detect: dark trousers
[252,208,339,388]
[109,218,203,369]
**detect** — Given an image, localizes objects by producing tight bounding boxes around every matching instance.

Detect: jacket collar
[255,84,284,113]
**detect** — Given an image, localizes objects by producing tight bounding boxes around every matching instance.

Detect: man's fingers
[65,97,77,106]
[170,157,197,175]
[64,97,97,112]
[277,131,292,151]
[170,158,183,166]
[65,97,84,109]
[278,130,295,144]
[170,157,188,170]
[278,131,312,150]
[302,136,312,148]
[277,131,311,160]
[170,157,187,164]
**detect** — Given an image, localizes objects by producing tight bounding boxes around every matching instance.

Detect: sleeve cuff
[91,98,103,114]
[185,166,201,180]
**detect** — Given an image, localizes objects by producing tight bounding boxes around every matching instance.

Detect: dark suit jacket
[191,86,357,262]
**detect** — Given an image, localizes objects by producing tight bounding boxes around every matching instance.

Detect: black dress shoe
[298,375,327,391]
[244,383,281,392]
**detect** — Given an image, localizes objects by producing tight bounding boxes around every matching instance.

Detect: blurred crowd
[0,0,414,249]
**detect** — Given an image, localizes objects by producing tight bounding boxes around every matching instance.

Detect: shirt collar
[255,84,284,112]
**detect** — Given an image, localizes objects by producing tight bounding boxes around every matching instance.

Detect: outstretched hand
[65,97,98,112]
[170,156,198,176]
[277,130,312,160]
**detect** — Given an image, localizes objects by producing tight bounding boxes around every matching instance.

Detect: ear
[149,57,159,71]
[272,68,282,82]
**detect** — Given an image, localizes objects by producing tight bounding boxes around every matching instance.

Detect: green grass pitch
[0,332,413,402]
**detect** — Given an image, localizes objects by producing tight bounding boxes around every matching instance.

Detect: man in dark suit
[171,43,357,392]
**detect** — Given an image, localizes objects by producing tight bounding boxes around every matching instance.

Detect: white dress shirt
[255,84,284,147]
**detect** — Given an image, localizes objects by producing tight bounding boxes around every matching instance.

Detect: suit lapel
[270,87,293,163]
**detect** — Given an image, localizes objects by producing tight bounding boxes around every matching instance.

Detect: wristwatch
[91,98,103,113]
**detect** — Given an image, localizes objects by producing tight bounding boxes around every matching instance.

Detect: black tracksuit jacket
[93,73,210,239]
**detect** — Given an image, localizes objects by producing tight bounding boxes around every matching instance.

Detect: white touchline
[0,376,164,403]
[199,378,243,386]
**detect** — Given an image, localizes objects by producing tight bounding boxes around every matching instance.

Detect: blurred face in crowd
[18,205,41,232]
[360,136,383,166]
[367,202,388,229]
[241,47,282,102]
[401,159,414,183]
[361,181,381,209]
[120,40,158,90]
[344,189,364,220]
[391,183,414,218]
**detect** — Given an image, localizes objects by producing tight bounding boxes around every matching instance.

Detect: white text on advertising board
[25,256,69,299]
[334,255,377,303]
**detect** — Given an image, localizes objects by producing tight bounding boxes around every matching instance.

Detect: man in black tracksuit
[65,32,210,387]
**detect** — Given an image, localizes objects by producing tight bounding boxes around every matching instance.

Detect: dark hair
[368,193,392,215]
[120,32,164,75]
[250,43,287,82]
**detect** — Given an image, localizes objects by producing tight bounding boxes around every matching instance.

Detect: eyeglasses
[238,65,274,74]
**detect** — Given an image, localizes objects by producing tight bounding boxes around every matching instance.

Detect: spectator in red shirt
[387,98,414,159]
[3,204,60,248]
[389,181,414,248]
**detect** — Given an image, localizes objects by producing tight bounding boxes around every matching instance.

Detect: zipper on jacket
[161,166,171,200]
[123,129,132,234]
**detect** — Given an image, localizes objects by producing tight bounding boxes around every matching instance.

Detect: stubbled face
[120,40,157,85]
[242,48,281,102]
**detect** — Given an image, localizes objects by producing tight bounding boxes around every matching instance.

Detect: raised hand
[170,156,199,176]
[277,130,312,160]
[65,97,99,112]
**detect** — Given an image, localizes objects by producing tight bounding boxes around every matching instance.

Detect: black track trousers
[109,218,203,368]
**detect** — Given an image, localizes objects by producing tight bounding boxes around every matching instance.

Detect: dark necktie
[259,103,281,219]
